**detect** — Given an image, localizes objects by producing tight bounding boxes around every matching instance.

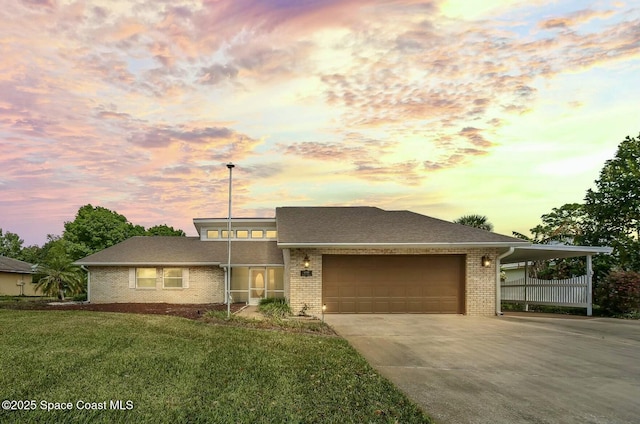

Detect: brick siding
[89,266,224,303]
[286,247,500,318]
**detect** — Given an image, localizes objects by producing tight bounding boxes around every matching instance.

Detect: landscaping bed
[0,298,243,320]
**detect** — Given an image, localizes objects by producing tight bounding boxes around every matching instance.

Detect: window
[265,230,277,239]
[207,230,219,239]
[236,230,249,239]
[251,230,264,238]
[163,268,183,288]
[136,268,156,288]
[221,230,234,238]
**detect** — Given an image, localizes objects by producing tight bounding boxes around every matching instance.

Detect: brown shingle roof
[75,237,283,266]
[276,207,528,246]
[0,256,35,273]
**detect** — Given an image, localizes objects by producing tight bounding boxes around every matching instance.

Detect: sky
[1,0,639,246]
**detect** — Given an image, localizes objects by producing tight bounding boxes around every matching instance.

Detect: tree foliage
[453,214,494,232]
[584,133,640,271]
[146,224,186,237]
[0,228,24,259]
[594,271,640,317]
[62,204,146,260]
[34,243,84,300]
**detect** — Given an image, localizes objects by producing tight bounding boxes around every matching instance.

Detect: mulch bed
[2,301,245,320]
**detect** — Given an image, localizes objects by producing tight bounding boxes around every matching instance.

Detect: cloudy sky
[1,0,639,245]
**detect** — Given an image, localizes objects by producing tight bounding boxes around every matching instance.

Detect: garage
[322,254,465,313]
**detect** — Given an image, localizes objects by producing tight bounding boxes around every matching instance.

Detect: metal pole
[226,162,235,318]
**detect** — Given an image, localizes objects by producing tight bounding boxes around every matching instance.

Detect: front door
[248,268,266,306]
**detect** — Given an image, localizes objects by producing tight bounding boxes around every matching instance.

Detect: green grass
[0,310,431,423]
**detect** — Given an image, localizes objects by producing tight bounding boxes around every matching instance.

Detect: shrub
[258,298,291,318]
[72,293,87,302]
[595,271,640,317]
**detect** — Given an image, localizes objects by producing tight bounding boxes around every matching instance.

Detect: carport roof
[276,206,529,247]
[501,244,613,264]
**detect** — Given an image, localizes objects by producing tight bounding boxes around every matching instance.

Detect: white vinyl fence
[501,275,590,310]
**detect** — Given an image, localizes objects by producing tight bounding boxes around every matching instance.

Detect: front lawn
[0,310,430,423]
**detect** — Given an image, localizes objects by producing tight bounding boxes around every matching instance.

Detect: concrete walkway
[325,314,640,424]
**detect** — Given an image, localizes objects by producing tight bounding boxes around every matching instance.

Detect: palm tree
[454,214,494,232]
[35,251,84,300]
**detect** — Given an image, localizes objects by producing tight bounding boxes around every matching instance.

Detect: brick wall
[287,247,500,317]
[89,266,224,304]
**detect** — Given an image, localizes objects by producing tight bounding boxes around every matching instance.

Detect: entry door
[249,268,266,306]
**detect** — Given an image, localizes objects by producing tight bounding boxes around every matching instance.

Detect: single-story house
[0,256,38,296]
[77,206,545,316]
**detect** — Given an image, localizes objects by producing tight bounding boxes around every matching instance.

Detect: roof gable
[276,207,527,246]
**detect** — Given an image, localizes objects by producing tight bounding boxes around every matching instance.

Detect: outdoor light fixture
[303,254,310,268]
[482,256,492,268]
[322,304,327,322]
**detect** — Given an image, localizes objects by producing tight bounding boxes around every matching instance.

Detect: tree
[34,243,84,300]
[146,225,186,237]
[584,133,640,271]
[63,204,146,260]
[454,214,494,232]
[0,228,24,258]
[512,203,591,279]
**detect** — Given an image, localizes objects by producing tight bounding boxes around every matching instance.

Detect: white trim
[218,263,284,268]
[277,242,530,249]
[128,268,136,289]
[496,247,515,316]
[514,244,612,254]
[183,268,189,289]
[194,218,276,224]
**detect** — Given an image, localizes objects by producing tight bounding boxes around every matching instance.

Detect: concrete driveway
[325,314,640,424]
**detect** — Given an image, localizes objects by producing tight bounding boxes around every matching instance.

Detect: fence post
[586,255,593,316]
[524,262,529,312]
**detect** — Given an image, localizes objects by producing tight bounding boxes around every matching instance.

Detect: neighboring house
[0,256,38,296]
[77,206,531,316]
[502,262,526,282]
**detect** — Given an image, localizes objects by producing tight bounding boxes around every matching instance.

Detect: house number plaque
[300,270,313,277]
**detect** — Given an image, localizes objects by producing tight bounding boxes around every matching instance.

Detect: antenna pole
[226,162,235,318]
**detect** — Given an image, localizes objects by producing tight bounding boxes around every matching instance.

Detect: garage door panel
[372,286,388,297]
[340,300,356,313]
[357,299,373,313]
[374,300,389,313]
[323,255,465,314]
[391,286,409,297]
[324,287,340,297]
[390,300,408,313]
[339,286,357,297]
[357,287,373,298]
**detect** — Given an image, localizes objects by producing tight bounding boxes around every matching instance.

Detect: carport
[498,245,613,316]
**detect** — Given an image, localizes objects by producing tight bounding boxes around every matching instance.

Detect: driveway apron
[325,314,640,424]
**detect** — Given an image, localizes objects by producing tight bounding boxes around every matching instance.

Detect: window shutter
[183,268,189,288]
[129,268,136,288]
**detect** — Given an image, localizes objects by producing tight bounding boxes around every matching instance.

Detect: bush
[258,298,291,318]
[595,271,640,317]
[72,293,87,302]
